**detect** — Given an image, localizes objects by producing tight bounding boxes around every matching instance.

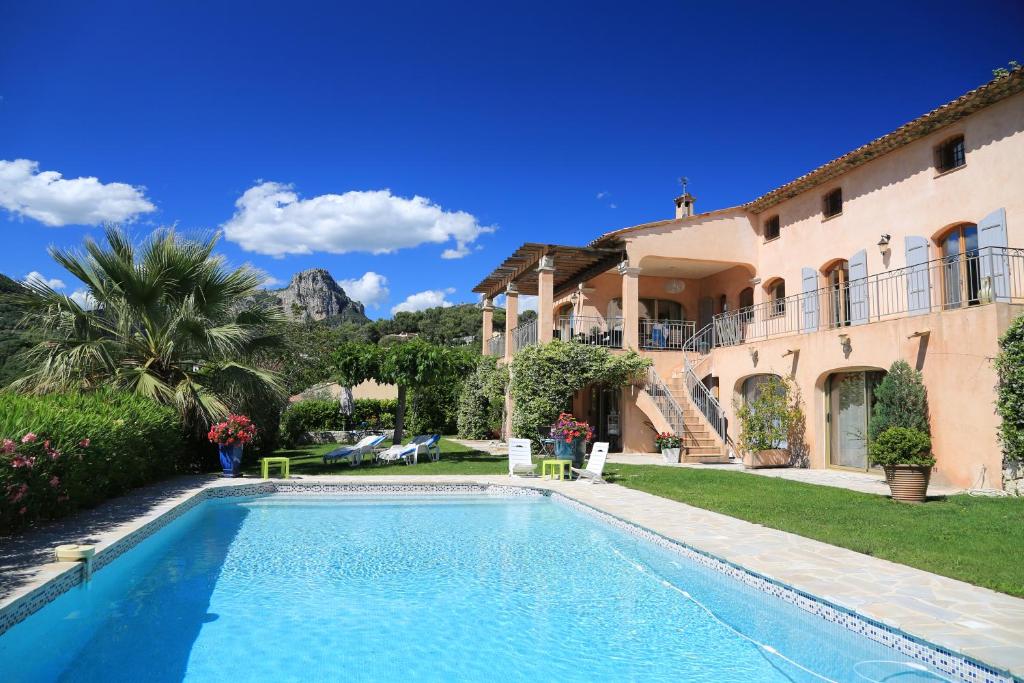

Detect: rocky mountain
[268,269,369,325]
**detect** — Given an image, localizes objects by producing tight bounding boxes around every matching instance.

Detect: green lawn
[254,440,1024,597]
[604,464,1024,597]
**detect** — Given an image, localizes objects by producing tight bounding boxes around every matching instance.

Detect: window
[767,279,786,317]
[638,298,684,321]
[934,135,965,174]
[824,260,851,327]
[719,294,728,314]
[739,288,754,309]
[939,223,980,308]
[822,188,842,218]
[764,215,780,241]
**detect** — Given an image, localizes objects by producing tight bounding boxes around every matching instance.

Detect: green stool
[541,459,572,480]
[261,457,290,479]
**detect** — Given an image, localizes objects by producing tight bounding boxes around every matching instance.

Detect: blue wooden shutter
[801,267,819,332]
[978,208,1009,302]
[848,248,869,325]
[905,236,931,315]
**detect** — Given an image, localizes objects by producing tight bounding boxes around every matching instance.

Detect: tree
[995,313,1024,465]
[13,227,286,435]
[332,339,473,443]
[868,360,930,440]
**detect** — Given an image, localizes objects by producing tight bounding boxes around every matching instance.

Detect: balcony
[487,334,505,357]
[556,316,622,348]
[510,320,538,353]
[709,246,1024,348]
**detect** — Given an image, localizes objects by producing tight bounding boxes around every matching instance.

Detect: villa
[476,70,1024,490]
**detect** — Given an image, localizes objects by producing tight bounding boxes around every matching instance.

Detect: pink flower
[11,456,29,469]
[21,433,37,444]
[18,506,27,515]
[79,438,90,448]
[2,439,14,454]
[49,476,60,488]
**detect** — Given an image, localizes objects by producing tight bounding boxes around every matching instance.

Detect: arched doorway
[822,259,851,328]
[938,223,980,309]
[825,369,885,470]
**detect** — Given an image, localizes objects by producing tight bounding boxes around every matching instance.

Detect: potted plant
[655,432,682,463]
[735,375,796,469]
[208,414,258,478]
[869,427,934,502]
[551,412,593,467]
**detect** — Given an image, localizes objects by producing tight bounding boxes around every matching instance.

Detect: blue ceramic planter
[218,443,244,478]
[554,437,584,467]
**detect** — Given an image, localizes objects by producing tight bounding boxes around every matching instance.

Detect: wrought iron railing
[556,316,623,348]
[487,334,505,357]
[684,321,718,356]
[683,353,728,442]
[511,320,538,352]
[639,319,696,350]
[644,367,686,435]
[712,247,1024,347]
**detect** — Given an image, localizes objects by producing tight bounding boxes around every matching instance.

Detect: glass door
[827,371,884,470]
[941,224,980,308]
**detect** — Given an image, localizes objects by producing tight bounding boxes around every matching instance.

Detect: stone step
[683,451,730,464]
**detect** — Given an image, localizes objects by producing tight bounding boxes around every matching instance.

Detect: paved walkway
[2,474,1021,679]
[449,440,963,496]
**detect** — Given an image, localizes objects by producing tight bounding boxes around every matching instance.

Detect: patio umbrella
[339,385,354,427]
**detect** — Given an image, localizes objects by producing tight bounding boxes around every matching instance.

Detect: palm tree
[13,227,286,433]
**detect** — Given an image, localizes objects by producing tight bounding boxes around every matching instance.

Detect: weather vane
[678,176,689,195]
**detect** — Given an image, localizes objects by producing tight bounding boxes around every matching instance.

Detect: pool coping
[1,476,1021,682]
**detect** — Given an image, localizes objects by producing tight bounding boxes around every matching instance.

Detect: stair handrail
[682,353,728,443]
[644,367,687,435]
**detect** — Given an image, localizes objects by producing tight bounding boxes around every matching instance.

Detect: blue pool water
[0,495,951,682]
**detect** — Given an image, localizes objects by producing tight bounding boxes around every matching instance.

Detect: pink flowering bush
[1,433,87,531]
[0,390,186,535]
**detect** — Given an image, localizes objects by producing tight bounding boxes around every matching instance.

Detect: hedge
[996,313,1024,464]
[1,390,186,534]
[280,398,398,446]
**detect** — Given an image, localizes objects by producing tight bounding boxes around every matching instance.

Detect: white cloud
[596,191,609,199]
[391,288,456,315]
[23,271,65,290]
[222,182,494,259]
[609,203,618,209]
[260,276,285,289]
[69,289,97,310]
[338,271,390,309]
[0,159,156,227]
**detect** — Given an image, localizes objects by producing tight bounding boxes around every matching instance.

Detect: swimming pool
[1,493,954,682]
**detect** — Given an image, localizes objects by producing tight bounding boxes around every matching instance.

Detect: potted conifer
[868,361,934,502]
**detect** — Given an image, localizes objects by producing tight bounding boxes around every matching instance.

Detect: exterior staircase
[642,366,730,464]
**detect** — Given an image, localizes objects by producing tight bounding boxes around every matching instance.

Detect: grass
[604,464,1024,597]
[248,437,508,477]
[253,440,1024,596]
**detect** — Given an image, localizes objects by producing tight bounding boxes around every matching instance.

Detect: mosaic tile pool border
[548,492,1015,683]
[0,480,1015,682]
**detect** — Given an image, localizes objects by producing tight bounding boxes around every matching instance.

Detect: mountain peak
[271,269,368,324]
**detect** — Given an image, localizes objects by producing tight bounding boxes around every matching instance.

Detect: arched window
[738,288,754,321]
[639,298,684,321]
[555,302,575,340]
[823,260,850,327]
[765,279,786,318]
[937,223,980,308]
[741,374,780,405]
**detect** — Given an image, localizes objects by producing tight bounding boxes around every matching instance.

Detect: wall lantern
[877,233,892,256]
[838,333,850,349]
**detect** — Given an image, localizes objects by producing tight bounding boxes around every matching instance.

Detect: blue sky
[1,1,1021,317]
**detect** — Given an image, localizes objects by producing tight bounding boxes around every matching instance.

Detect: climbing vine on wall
[507,341,651,442]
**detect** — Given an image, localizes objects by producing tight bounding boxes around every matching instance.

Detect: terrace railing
[712,246,1024,347]
[511,320,538,352]
[487,334,505,357]
[556,316,623,348]
[640,319,696,351]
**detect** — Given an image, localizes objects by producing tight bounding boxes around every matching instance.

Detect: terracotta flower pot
[883,464,931,503]
[742,448,790,469]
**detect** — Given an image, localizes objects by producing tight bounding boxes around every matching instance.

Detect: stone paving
[2,473,1021,678]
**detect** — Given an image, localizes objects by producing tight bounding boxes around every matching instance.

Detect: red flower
[21,432,37,444]
[79,438,90,448]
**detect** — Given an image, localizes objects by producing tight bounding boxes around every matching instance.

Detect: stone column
[504,284,518,361]
[481,298,494,354]
[619,260,641,350]
[537,255,555,344]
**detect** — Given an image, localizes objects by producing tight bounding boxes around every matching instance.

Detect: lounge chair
[322,434,386,466]
[377,434,442,466]
[508,438,537,477]
[571,442,609,483]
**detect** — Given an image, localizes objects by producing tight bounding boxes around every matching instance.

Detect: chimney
[674,192,696,219]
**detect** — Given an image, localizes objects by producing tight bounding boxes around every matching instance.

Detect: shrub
[407,382,461,436]
[869,361,930,439]
[457,356,508,439]
[0,390,186,534]
[508,341,650,444]
[735,375,799,453]
[279,398,398,446]
[868,426,934,468]
[995,313,1024,464]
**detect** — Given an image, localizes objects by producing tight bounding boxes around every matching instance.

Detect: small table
[541,459,572,480]
[260,457,290,479]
